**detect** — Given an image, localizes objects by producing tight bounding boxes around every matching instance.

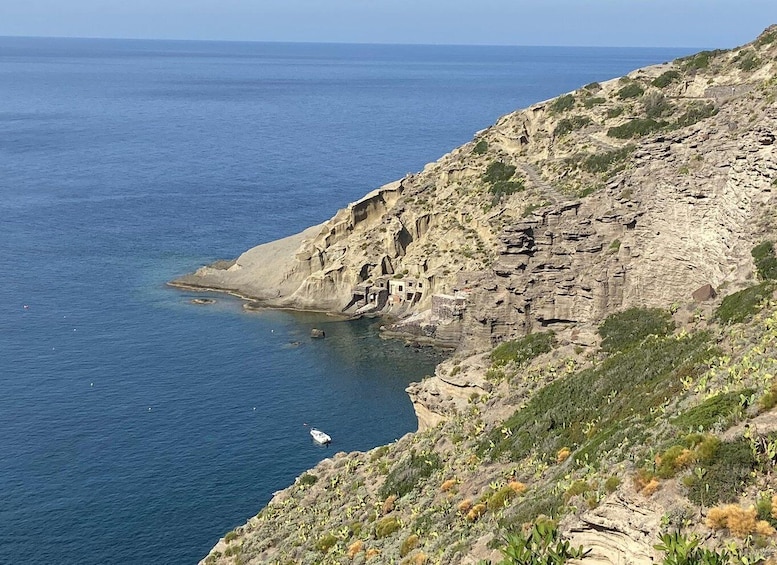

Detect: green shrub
[580,145,634,173]
[598,307,675,353]
[224,530,238,543]
[652,70,681,88]
[714,282,774,324]
[759,382,777,411]
[375,516,401,539]
[672,390,754,432]
[488,485,520,512]
[616,83,645,99]
[673,102,717,129]
[473,139,489,155]
[584,82,601,91]
[756,30,777,48]
[607,118,668,139]
[315,533,338,552]
[563,480,591,502]
[643,92,672,119]
[752,241,777,280]
[685,439,756,506]
[549,94,575,114]
[554,115,593,137]
[583,96,606,109]
[298,472,318,486]
[738,52,760,72]
[609,239,621,251]
[379,450,441,499]
[604,476,621,494]
[606,106,625,119]
[490,331,556,367]
[400,534,420,557]
[490,179,526,201]
[680,50,722,71]
[656,444,695,478]
[577,185,598,198]
[484,161,517,184]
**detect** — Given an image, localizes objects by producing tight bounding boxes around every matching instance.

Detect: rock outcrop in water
[185,27,777,565]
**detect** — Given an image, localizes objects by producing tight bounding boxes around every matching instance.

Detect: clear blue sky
[2,0,776,48]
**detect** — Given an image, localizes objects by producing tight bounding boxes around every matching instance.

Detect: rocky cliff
[172,27,776,353]
[187,27,777,565]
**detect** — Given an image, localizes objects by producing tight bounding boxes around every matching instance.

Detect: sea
[0,37,695,564]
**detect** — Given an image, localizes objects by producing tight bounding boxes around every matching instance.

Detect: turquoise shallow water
[0,37,694,564]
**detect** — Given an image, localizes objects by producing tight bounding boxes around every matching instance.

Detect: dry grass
[347,540,363,558]
[382,494,397,515]
[467,503,487,522]
[705,504,776,538]
[441,478,457,492]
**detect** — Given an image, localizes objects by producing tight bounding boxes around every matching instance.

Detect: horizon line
[0,33,708,51]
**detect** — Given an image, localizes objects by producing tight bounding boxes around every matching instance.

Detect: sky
[1,0,776,48]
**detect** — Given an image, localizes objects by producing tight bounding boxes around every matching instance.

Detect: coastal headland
[177,27,777,565]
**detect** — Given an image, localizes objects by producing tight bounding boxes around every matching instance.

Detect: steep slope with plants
[195,27,777,565]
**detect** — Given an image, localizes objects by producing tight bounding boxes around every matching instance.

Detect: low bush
[685,439,756,506]
[607,118,668,139]
[400,534,420,557]
[553,115,592,137]
[490,179,525,201]
[583,96,605,109]
[379,450,442,499]
[672,390,753,431]
[487,484,522,512]
[738,52,761,72]
[616,83,645,99]
[580,145,634,173]
[604,476,621,494]
[643,92,672,118]
[756,30,777,47]
[563,480,591,503]
[652,70,681,88]
[484,161,517,184]
[315,533,338,552]
[598,307,674,353]
[473,139,489,155]
[706,504,775,538]
[490,331,556,367]
[375,516,401,539]
[680,50,723,71]
[673,102,717,129]
[298,472,318,486]
[549,94,575,114]
[656,445,695,478]
[714,282,774,324]
[752,241,777,280]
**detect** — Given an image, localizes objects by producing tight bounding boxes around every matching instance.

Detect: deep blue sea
[0,37,694,564]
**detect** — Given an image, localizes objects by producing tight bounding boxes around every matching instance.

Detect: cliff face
[189,27,777,565]
[172,28,777,355]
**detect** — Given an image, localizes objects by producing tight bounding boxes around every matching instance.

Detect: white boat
[310,428,331,444]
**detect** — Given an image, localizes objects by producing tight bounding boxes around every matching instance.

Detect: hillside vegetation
[199,26,777,565]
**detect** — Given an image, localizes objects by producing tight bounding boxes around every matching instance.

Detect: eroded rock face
[173,56,777,358]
